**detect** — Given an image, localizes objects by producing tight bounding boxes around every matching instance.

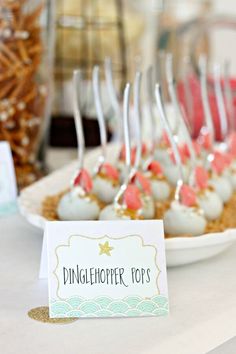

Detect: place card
[46,220,169,318]
[0,141,17,215]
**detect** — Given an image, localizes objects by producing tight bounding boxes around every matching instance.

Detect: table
[1,212,236,354]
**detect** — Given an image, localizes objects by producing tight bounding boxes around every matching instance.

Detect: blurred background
[2,0,236,188]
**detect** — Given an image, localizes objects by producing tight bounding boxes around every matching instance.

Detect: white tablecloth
[1,213,236,354]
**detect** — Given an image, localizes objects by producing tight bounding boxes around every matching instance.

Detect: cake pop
[208,151,233,203]
[145,160,171,201]
[193,166,223,221]
[227,132,236,188]
[99,184,143,220]
[165,53,223,221]
[148,63,190,186]
[117,142,149,182]
[155,83,207,236]
[104,58,148,181]
[198,57,233,203]
[92,66,120,204]
[100,83,144,220]
[130,71,155,218]
[163,146,189,186]
[215,62,236,191]
[143,66,171,202]
[57,70,100,220]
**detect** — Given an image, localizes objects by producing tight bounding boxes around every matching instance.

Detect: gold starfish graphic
[99,241,114,256]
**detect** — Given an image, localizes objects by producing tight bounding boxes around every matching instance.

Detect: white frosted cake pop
[118,143,148,182]
[198,56,227,206]
[208,65,233,202]
[100,82,144,220]
[208,152,233,203]
[224,130,236,190]
[99,184,143,220]
[220,151,236,190]
[130,171,155,219]
[209,175,233,203]
[126,70,155,220]
[145,160,171,201]
[198,190,223,220]
[164,184,207,236]
[92,66,121,204]
[164,62,223,221]
[193,166,223,220]
[199,140,233,204]
[93,163,120,204]
[228,161,236,190]
[58,169,100,221]
[163,164,189,186]
[163,146,190,186]
[155,82,207,237]
[57,70,101,221]
[101,79,150,220]
[154,131,174,166]
[99,204,128,220]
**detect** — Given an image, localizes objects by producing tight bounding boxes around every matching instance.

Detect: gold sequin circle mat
[28,306,77,324]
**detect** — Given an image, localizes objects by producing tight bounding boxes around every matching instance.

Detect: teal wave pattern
[50,295,169,318]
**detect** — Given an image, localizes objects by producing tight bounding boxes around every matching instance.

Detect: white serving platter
[18,145,236,267]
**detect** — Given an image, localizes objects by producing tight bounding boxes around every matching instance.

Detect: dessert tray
[18,145,236,267]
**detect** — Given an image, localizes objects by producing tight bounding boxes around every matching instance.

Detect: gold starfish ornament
[99,241,114,256]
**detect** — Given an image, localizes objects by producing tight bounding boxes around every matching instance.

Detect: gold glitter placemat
[28,307,77,324]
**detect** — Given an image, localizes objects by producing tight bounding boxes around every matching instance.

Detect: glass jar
[0,0,55,188]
